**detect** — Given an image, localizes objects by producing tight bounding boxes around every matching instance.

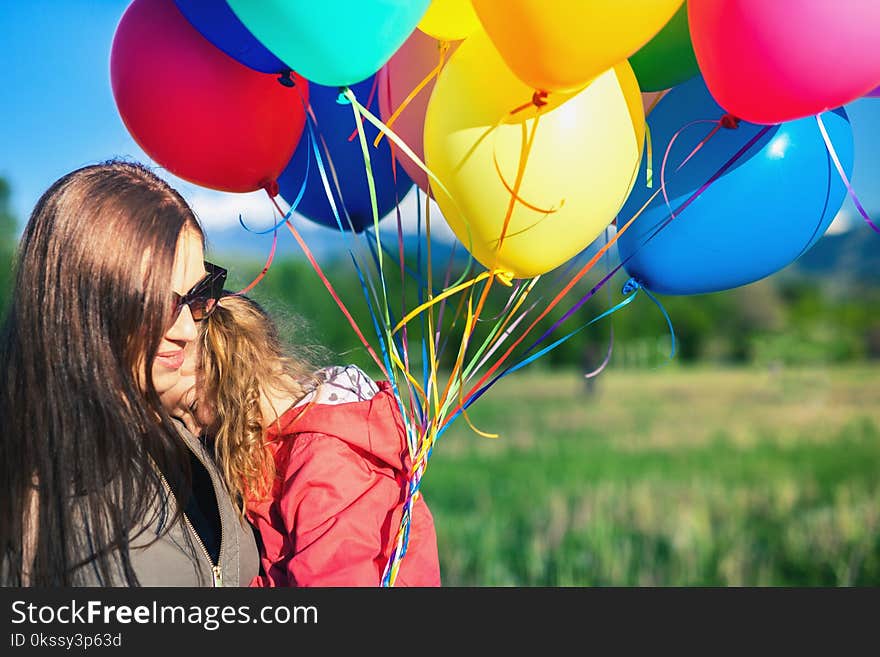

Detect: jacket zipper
[158,471,224,587]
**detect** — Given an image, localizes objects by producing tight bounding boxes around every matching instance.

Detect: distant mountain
[205,223,473,271]
[206,218,880,292]
[786,224,880,285]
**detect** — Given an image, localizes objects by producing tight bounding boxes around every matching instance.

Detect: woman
[188,294,441,587]
[0,160,259,586]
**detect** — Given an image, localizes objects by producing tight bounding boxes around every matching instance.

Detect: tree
[0,177,18,315]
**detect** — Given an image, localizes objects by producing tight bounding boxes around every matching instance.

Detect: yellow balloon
[418,0,480,41]
[425,30,645,279]
[471,0,684,92]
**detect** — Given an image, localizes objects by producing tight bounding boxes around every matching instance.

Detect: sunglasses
[171,261,227,322]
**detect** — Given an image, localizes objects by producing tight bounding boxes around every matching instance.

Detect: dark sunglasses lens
[170,293,183,318]
[189,296,218,322]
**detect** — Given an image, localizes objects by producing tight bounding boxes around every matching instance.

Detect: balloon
[617,77,853,295]
[378,30,460,194]
[689,0,880,124]
[227,0,430,87]
[629,3,699,92]
[867,86,880,98]
[111,0,308,193]
[278,76,414,232]
[424,31,645,279]
[471,0,684,93]
[173,0,289,75]
[418,0,480,41]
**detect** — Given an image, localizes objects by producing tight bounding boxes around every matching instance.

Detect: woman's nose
[166,304,198,343]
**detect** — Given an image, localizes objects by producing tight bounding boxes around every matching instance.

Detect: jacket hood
[267,366,410,471]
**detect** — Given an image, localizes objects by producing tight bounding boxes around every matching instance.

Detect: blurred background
[2,1,879,585]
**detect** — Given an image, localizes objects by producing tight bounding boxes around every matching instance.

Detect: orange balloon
[472,0,684,92]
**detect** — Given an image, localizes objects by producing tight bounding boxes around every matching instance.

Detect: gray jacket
[79,423,260,587]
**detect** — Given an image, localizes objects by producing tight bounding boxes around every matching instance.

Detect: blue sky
[1,1,879,255]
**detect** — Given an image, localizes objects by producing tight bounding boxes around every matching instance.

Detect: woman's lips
[155,349,185,370]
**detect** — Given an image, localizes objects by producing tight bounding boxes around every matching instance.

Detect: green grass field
[418,365,880,586]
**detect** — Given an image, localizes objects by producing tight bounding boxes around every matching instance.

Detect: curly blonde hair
[199,294,325,514]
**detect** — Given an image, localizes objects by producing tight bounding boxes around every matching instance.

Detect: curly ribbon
[374,40,450,148]
[463,235,594,375]
[263,191,389,380]
[233,215,279,297]
[341,86,477,280]
[660,115,737,223]
[432,93,555,449]
[384,271,525,587]
[390,90,551,354]
[585,226,617,379]
[343,87,426,461]
[232,134,314,295]
[380,274,673,587]
[381,99,553,343]
[413,189,431,428]
[392,269,510,333]
[346,74,379,142]
[584,325,614,379]
[300,92,401,383]
[816,113,880,234]
[422,192,442,427]
[238,137,312,236]
[496,277,672,379]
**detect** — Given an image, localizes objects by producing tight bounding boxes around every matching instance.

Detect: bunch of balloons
[110,0,880,284]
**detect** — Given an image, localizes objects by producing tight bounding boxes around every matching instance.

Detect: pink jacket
[247,366,441,587]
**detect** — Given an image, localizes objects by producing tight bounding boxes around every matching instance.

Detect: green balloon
[227,0,430,87]
[629,3,699,92]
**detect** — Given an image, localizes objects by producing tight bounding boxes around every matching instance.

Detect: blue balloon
[173,0,290,76]
[278,76,414,233]
[618,76,853,295]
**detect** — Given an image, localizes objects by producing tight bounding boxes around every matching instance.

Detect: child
[191,294,441,587]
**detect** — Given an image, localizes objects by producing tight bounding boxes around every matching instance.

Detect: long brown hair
[0,160,204,585]
[199,294,325,513]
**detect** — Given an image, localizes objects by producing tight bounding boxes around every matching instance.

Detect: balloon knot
[510,90,550,115]
[336,88,351,105]
[532,90,549,108]
[720,114,740,129]
[622,277,642,296]
[262,180,280,197]
[494,270,515,287]
[277,70,296,88]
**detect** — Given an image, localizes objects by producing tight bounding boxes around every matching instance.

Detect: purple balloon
[867,85,880,97]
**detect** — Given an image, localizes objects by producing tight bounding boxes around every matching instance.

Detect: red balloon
[110,0,308,193]
[689,0,880,125]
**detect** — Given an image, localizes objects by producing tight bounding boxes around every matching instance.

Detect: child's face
[192,340,220,436]
[165,338,218,437]
[193,380,219,435]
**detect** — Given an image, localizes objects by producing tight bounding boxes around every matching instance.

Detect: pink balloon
[377,30,460,194]
[689,0,880,124]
